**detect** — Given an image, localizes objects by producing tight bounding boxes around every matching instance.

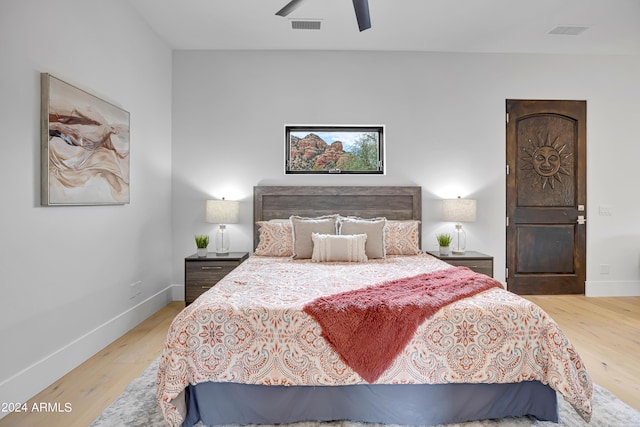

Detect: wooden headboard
[253,186,422,250]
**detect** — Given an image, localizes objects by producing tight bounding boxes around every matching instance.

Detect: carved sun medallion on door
[520,134,573,190]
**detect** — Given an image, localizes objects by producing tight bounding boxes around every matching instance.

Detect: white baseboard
[585,280,640,297]
[170,283,184,301]
[0,285,177,420]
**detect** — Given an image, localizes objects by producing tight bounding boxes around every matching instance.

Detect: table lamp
[206,198,240,254]
[442,197,477,254]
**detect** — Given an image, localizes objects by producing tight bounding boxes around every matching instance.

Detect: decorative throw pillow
[254,220,293,257]
[384,220,421,255]
[339,217,386,259]
[311,233,368,262]
[291,215,339,259]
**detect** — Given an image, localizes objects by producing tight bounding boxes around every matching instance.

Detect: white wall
[0,0,173,410]
[171,50,640,296]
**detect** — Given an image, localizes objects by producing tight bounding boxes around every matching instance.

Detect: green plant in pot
[195,234,209,257]
[436,233,453,256]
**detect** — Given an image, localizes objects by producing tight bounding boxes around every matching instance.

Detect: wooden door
[506,100,586,294]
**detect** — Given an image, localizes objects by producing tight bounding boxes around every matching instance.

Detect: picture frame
[41,73,130,206]
[284,125,385,174]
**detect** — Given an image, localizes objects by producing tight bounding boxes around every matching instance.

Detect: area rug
[90,358,640,427]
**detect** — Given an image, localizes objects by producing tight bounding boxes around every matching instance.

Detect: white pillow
[311,233,368,262]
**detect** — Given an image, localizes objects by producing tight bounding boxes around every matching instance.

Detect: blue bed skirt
[182,381,558,427]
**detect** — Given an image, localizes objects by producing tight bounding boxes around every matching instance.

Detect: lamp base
[215,224,230,255]
[451,223,467,255]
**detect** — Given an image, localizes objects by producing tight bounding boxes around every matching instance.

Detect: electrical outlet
[598,205,612,216]
[599,264,610,275]
[129,280,142,299]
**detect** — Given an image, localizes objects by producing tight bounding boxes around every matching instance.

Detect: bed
[157,186,592,427]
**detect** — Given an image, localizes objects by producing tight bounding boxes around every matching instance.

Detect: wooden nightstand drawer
[185,283,217,304]
[445,259,493,277]
[184,252,249,305]
[426,251,494,278]
[186,261,240,282]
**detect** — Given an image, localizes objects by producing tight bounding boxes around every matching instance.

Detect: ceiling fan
[275,0,371,32]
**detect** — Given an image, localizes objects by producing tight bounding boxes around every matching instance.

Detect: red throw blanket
[303,267,502,383]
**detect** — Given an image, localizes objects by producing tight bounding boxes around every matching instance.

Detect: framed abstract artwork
[41,73,130,205]
[284,125,385,174]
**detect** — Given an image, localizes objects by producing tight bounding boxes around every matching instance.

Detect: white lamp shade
[206,199,240,224]
[442,198,477,223]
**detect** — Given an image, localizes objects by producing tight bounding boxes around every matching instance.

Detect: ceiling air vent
[291,19,322,30]
[548,26,589,36]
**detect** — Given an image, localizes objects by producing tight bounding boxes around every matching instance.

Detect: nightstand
[184,252,249,305]
[427,251,494,277]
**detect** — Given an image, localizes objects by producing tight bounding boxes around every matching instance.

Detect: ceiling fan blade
[352,0,371,31]
[276,0,306,17]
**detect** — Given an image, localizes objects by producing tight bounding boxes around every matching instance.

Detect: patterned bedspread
[157,254,593,426]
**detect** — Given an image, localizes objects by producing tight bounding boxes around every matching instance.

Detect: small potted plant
[436,233,453,256]
[195,234,209,257]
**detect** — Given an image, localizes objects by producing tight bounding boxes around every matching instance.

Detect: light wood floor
[0,301,184,427]
[1,297,638,427]
[526,295,640,411]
